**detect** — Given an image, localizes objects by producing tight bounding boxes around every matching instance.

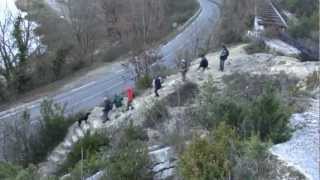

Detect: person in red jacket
[126,87,134,110]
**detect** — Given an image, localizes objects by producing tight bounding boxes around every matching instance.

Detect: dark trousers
[103,109,110,122]
[127,101,134,110]
[181,71,187,81]
[220,59,225,71]
[155,88,160,97]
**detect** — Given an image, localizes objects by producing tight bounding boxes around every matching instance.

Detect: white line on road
[68,80,125,110]
[71,81,97,92]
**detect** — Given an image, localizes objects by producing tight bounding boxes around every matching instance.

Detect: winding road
[0,0,220,125]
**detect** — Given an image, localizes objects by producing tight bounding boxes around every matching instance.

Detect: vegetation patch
[1,99,79,166]
[104,123,151,180]
[58,133,110,176]
[165,81,199,107]
[143,100,170,129]
[193,75,293,144]
[244,40,269,54]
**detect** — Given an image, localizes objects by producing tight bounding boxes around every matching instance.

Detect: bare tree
[122,49,162,81]
[99,0,167,50]
[0,9,40,91]
[64,0,101,64]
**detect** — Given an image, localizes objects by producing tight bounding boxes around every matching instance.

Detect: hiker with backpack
[154,76,162,97]
[180,59,189,81]
[198,54,209,71]
[113,93,123,108]
[219,45,229,72]
[103,97,113,122]
[126,86,135,110]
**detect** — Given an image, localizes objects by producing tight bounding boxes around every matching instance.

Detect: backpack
[155,78,161,89]
[200,57,208,67]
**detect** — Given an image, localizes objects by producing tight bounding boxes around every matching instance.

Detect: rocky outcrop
[38,108,104,177]
[41,44,319,179]
[84,145,177,180]
[271,97,320,180]
[149,146,177,180]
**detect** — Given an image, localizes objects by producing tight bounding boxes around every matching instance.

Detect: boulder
[149,146,177,180]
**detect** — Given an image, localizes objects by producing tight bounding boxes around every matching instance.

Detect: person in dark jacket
[219,45,229,72]
[198,54,209,71]
[180,59,188,81]
[113,94,123,108]
[103,97,113,122]
[154,76,162,97]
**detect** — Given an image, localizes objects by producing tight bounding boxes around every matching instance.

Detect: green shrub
[249,86,293,143]
[305,71,320,90]
[150,64,175,78]
[29,99,77,163]
[105,124,151,180]
[0,163,57,180]
[165,0,199,25]
[105,141,151,180]
[59,133,109,175]
[179,123,239,180]
[165,82,199,107]
[281,0,318,17]
[232,136,272,179]
[244,41,268,54]
[194,76,293,143]
[101,46,129,62]
[136,75,153,91]
[143,100,169,129]
[119,122,149,146]
[66,154,106,180]
[179,125,275,179]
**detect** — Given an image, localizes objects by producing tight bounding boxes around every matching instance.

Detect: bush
[65,154,107,180]
[244,41,268,54]
[105,141,151,180]
[165,82,199,107]
[143,100,169,129]
[101,46,129,62]
[305,71,320,90]
[118,122,149,146]
[179,124,276,180]
[249,86,293,143]
[0,163,57,180]
[212,0,255,45]
[59,133,109,175]
[165,0,199,25]
[150,64,175,78]
[281,0,318,17]
[194,76,293,143]
[232,136,272,179]
[105,123,151,180]
[29,99,77,163]
[136,75,153,91]
[179,123,239,180]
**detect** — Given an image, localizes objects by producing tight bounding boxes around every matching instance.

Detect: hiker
[198,54,208,71]
[78,111,91,127]
[103,97,113,122]
[113,94,123,108]
[126,87,134,110]
[154,76,162,97]
[219,45,229,72]
[180,59,188,81]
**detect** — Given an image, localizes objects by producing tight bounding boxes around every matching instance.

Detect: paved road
[0,0,220,124]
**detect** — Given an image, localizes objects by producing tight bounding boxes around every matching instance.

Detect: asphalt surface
[0,0,220,124]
